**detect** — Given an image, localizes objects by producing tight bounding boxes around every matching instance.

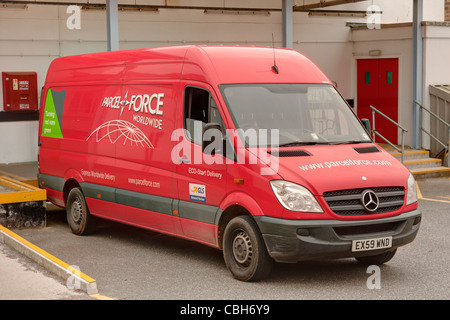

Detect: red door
[357,58,398,144]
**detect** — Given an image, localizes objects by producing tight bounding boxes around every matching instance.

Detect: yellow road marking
[416,181,423,198]
[90,293,115,300]
[416,182,450,204]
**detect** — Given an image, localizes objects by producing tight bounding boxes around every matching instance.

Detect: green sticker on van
[42,89,66,138]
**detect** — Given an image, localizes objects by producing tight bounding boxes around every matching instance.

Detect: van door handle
[178,156,190,164]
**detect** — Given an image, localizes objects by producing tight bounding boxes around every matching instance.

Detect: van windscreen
[220,84,371,148]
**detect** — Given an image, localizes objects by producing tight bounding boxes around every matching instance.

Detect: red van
[38,46,421,281]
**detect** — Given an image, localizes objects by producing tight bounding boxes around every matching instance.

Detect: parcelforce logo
[102,91,165,130]
[361,189,379,212]
[102,91,164,116]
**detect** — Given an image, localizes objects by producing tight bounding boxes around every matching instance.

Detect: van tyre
[223,215,273,282]
[66,188,95,235]
[355,249,397,265]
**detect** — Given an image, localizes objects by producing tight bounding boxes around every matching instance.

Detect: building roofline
[347,21,450,30]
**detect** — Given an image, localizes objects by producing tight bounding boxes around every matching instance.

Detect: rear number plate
[352,236,392,252]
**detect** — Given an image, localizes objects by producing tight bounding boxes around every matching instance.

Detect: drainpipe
[106,0,119,51]
[412,0,423,149]
[282,0,293,48]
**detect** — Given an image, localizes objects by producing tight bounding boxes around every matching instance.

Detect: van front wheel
[223,215,273,282]
[66,188,95,235]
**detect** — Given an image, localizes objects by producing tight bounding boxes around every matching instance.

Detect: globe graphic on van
[86,120,154,148]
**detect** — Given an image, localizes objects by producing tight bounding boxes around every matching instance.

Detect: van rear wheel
[66,187,95,235]
[223,215,273,282]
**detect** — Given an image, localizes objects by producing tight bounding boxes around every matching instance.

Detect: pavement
[0,241,92,300]
[0,162,98,300]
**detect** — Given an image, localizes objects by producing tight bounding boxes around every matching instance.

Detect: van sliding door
[114,80,177,233]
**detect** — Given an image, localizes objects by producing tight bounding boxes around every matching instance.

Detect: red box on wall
[2,72,38,111]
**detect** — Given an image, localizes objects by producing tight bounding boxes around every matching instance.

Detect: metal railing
[415,100,450,167]
[370,105,408,163]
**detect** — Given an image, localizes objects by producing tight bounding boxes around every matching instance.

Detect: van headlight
[406,173,418,205]
[270,180,323,213]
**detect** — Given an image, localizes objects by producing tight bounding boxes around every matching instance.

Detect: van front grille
[323,187,405,216]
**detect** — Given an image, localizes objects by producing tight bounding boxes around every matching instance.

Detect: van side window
[184,87,225,146]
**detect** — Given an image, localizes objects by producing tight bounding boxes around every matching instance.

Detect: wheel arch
[217,192,265,249]
[217,205,251,249]
[63,178,81,206]
[63,169,85,206]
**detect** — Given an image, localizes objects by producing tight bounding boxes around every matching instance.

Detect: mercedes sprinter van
[38,46,421,281]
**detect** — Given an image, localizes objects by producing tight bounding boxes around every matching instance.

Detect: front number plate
[352,236,392,252]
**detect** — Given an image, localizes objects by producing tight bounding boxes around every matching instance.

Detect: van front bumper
[254,209,421,263]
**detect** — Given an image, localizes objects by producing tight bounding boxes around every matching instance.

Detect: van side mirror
[202,123,223,154]
[361,118,371,135]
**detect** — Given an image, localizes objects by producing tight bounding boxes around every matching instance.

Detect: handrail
[414,100,449,167]
[370,105,408,163]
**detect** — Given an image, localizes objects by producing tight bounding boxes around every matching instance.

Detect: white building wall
[422,24,450,149]
[423,25,450,106]
[0,121,39,164]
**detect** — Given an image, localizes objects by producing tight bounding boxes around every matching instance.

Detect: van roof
[44,45,331,86]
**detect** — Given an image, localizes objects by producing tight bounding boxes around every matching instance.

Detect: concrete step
[390,149,431,161]
[403,158,443,170]
[379,144,450,179]
[409,166,450,179]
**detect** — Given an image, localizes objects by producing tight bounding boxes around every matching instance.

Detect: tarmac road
[1,177,450,302]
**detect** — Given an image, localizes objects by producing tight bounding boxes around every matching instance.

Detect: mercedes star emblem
[361,189,379,212]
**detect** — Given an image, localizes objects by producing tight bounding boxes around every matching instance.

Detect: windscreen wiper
[327,140,371,145]
[277,140,370,148]
[277,141,323,147]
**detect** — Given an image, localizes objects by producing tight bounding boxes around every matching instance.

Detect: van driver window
[184,86,225,146]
